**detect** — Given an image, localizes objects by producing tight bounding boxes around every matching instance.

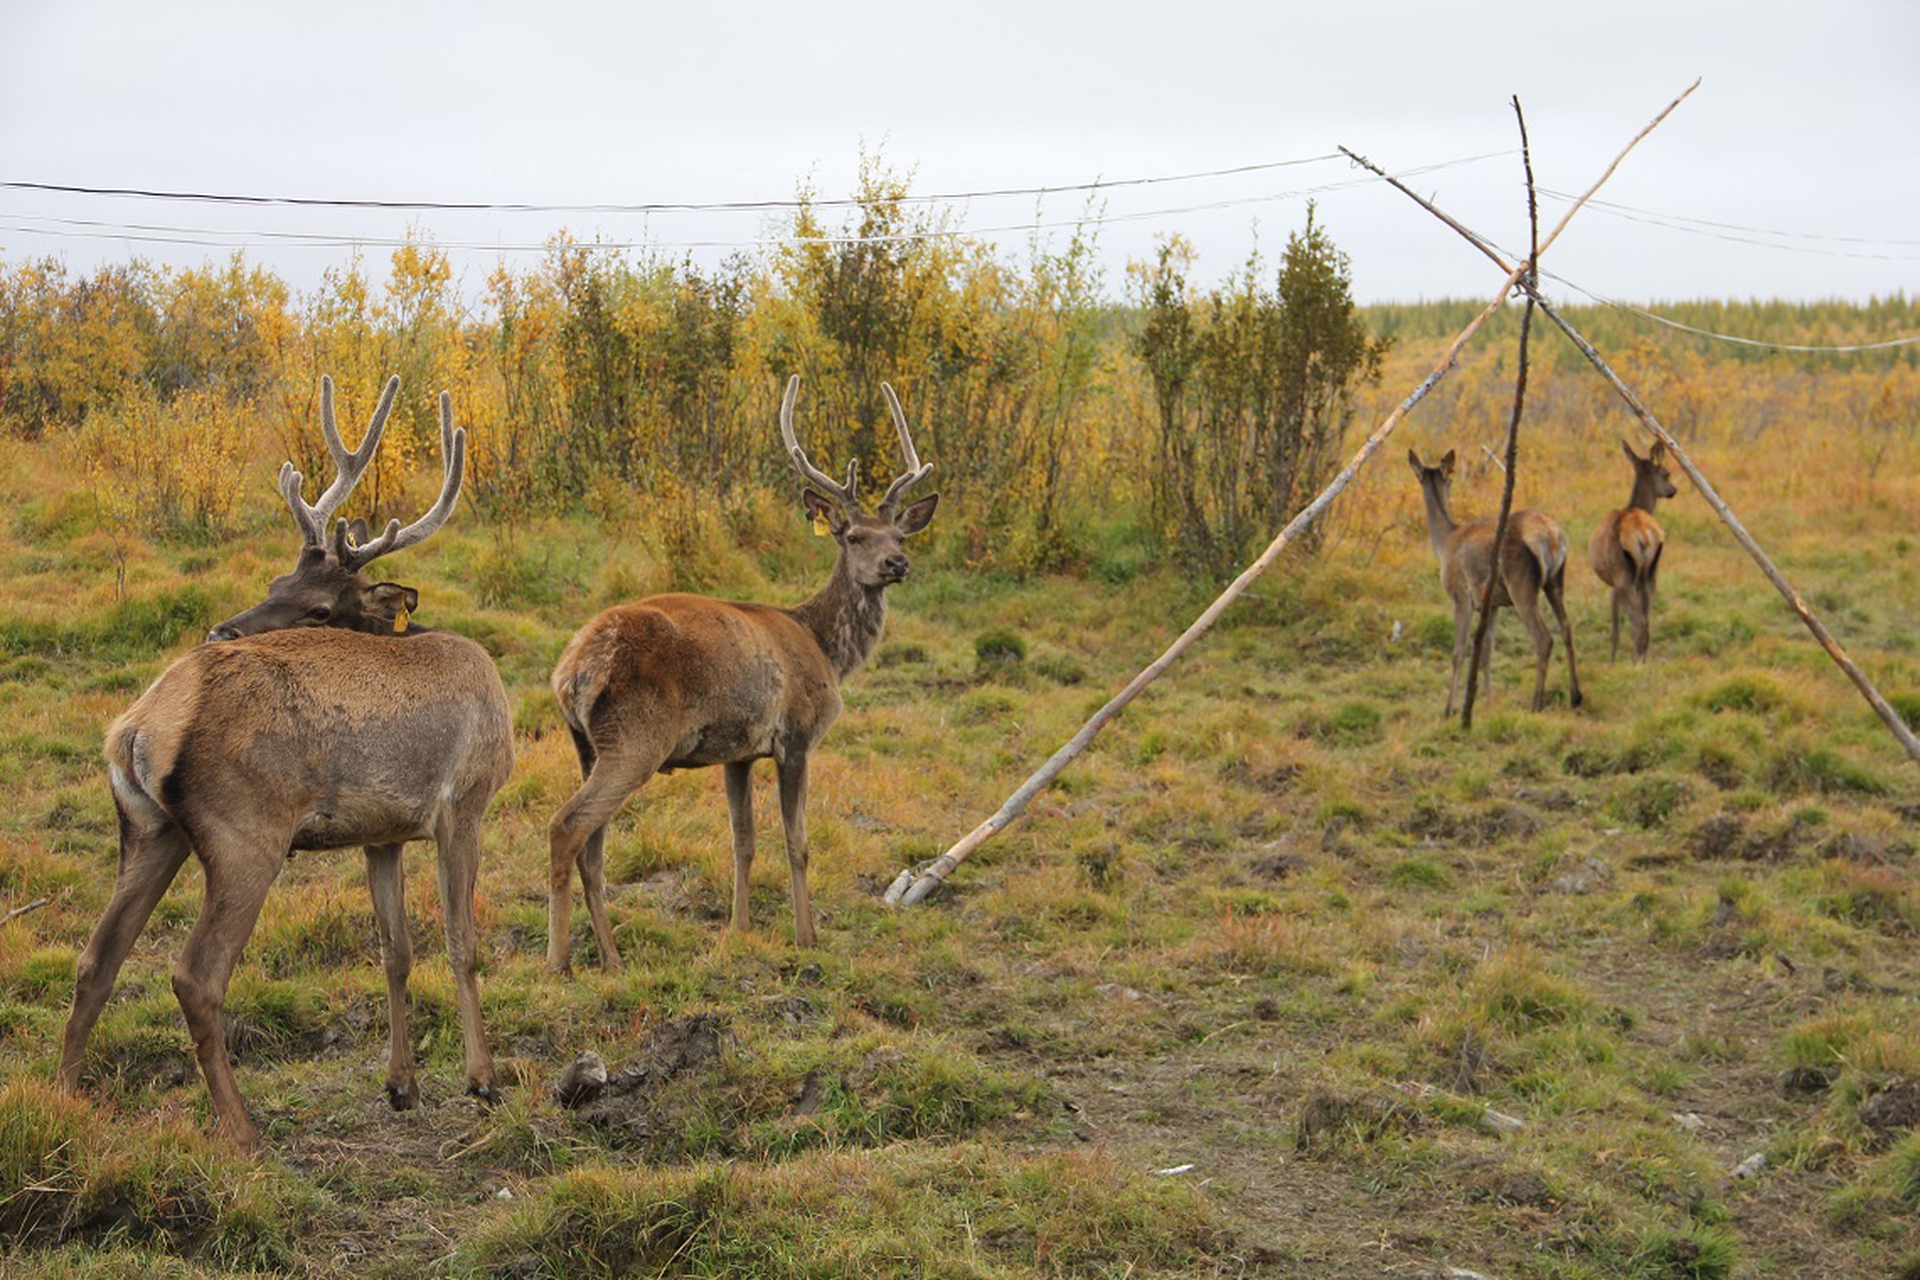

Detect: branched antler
[779,375,858,509]
[279,374,399,547]
[276,375,466,570]
[877,381,934,517]
[778,376,933,516]
[337,390,467,571]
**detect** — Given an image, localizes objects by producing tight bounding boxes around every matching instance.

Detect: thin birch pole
[1461,97,1540,729]
[887,88,1700,907]
[1346,136,1920,767]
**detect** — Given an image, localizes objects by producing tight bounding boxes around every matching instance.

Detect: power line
[0,159,1502,255]
[1538,188,1920,261]
[1545,270,1920,352]
[2,154,1363,215]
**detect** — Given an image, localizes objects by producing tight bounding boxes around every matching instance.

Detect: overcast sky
[3,1,1915,308]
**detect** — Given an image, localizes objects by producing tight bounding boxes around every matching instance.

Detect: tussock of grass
[460,1142,1220,1278]
[0,1079,300,1268]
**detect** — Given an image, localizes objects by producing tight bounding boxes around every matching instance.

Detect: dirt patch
[572,1013,734,1152]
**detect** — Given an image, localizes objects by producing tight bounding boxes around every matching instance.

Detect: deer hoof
[467,1080,499,1108]
[386,1081,420,1111]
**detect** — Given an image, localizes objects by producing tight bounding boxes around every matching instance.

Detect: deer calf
[59,378,509,1151]
[1588,439,1678,662]
[1409,448,1583,715]
[546,376,937,972]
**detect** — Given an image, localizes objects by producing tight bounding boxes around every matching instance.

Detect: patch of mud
[572,1013,734,1153]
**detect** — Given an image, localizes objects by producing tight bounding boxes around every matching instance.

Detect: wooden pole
[887,88,1698,907]
[1346,120,1920,767]
[1461,98,1541,729]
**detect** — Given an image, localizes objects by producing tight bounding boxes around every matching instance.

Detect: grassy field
[0,392,1915,1278]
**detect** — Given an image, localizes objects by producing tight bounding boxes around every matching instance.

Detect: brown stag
[59,379,510,1151]
[1408,448,1583,715]
[206,374,465,640]
[545,375,938,972]
[1588,439,1678,662]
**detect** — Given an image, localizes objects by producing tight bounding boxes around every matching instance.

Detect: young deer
[545,376,938,972]
[1588,439,1678,662]
[59,379,509,1151]
[1408,448,1583,715]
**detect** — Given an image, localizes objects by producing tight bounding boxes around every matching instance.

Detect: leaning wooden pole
[886,88,1699,908]
[1346,125,1920,767]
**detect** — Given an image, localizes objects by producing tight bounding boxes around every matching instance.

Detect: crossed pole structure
[889,80,1916,909]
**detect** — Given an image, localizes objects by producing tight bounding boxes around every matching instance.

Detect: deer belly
[291,793,436,850]
[661,721,776,772]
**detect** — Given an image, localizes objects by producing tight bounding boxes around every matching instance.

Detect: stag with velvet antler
[545,375,938,972]
[207,374,466,640]
[59,377,509,1151]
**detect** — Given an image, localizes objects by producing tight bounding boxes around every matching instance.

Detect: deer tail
[1524,524,1568,585]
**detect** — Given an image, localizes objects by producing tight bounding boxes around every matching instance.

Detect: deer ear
[1648,440,1666,465]
[893,492,939,536]
[802,489,845,534]
[1621,438,1641,464]
[1439,449,1456,479]
[361,581,419,621]
[1407,447,1423,474]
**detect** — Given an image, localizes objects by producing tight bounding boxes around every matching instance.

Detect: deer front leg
[723,760,757,934]
[172,839,284,1152]
[774,751,818,948]
[363,843,418,1110]
[436,811,497,1102]
[60,819,191,1092]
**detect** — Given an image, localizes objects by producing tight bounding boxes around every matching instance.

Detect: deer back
[553,594,842,770]
[1445,509,1567,606]
[111,629,512,850]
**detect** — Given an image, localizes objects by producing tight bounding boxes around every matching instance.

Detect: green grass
[1,424,1916,1277]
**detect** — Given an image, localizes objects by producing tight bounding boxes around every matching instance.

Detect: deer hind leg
[1511,587,1555,712]
[363,843,418,1110]
[60,812,191,1093]
[774,751,818,948]
[546,746,656,973]
[436,808,497,1101]
[724,760,757,934]
[1445,595,1473,717]
[1608,586,1624,663]
[171,834,285,1152]
[1544,568,1583,708]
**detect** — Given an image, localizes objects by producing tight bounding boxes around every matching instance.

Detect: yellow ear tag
[811,511,831,537]
[392,606,410,634]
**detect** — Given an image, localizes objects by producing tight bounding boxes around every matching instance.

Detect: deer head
[1622,439,1678,508]
[207,376,466,641]
[780,376,938,587]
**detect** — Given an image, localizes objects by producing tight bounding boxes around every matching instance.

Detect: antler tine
[341,389,467,570]
[778,374,856,508]
[876,381,935,515]
[281,375,401,546]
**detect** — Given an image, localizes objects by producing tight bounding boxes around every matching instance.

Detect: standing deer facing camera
[545,375,938,972]
[1409,448,1583,715]
[58,378,511,1151]
[1589,439,1678,662]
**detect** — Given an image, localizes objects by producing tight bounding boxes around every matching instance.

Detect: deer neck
[1418,482,1458,561]
[789,556,890,681]
[1628,472,1665,515]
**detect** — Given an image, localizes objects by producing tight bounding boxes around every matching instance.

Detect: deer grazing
[1408,448,1583,715]
[545,375,938,972]
[59,378,510,1151]
[1588,439,1678,662]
